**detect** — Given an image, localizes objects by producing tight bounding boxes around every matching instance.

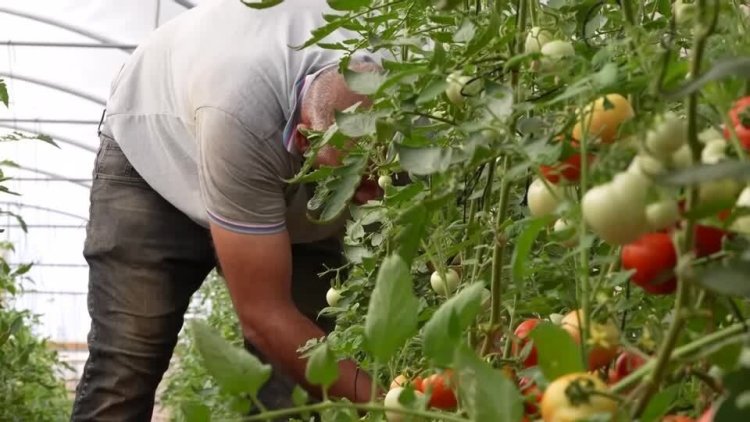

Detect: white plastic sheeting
[0,0,207,345]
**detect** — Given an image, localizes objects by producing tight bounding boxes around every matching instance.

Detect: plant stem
[621,0,636,27]
[613,319,750,393]
[631,2,718,415]
[481,156,512,356]
[241,400,471,422]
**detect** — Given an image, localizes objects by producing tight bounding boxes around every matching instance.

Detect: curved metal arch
[0,72,106,106]
[0,123,97,153]
[13,165,92,189]
[173,0,196,8]
[0,202,88,222]
[0,6,132,53]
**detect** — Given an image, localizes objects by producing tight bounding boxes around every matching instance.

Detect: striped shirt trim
[206,208,285,235]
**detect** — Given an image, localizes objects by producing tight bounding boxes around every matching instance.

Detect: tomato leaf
[512,217,553,283]
[327,0,371,11]
[692,259,750,298]
[422,283,485,366]
[306,153,369,223]
[657,161,750,187]
[529,322,584,381]
[0,79,7,107]
[393,203,428,264]
[305,343,340,389]
[344,68,389,95]
[180,402,211,422]
[640,384,680,422]
[715,367,750,422]
[665,57,750,100]
[395,144,453,175]
[335,110,379,137]
[240,0,284,9]
[190,319,272,396]
[364,254,419,362]
[454,344,524,422]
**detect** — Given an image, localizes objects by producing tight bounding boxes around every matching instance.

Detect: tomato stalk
[612,318,750,394]
[631,0,720,417]
[480,0,528,357]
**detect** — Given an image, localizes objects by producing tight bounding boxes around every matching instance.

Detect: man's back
[103,0,348,240]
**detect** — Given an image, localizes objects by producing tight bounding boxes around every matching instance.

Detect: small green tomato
[325,287,342,307]
[430,269,460,296]
[378,175,393,189]
[646,199,680,231]
[524,27,553,53]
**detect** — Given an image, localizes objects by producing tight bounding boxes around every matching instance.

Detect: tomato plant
[174,1,750,421]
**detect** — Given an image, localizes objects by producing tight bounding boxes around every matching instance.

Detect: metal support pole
[13,166,92,189]
[0,72,106,105]
[0,6,132,53]
[0,41,136,50]
[0,119,100,125]
[0,202,88,221]
[173,0,196,8]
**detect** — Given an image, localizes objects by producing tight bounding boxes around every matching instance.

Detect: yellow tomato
[572,94,635,144]
[541,373,618,422]
[561,309,620,370]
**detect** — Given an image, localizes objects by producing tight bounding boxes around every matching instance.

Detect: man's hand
[209,223,374,402]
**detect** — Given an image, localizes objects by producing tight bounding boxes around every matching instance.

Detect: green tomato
[524,27,553,53]
[444,72,482,105]
[384,387,424,422]
[325,287,342,307]
[646,199,680,231]
[645,113,687,159]
[701,139,728,164]
[378,175,393,189]
[582,172,650,245]
[553,218,577,246]
[699,179,741,204]
[670,144,693,169]
[731,186,750,234]
[628,154,666,178]
[674,0,696,25]
[527,177,563,218]
[540,40,575,59]
[430,269,460,296]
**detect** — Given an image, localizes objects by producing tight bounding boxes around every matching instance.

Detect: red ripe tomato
[663,416,695,422]
[540,153,594,184]
[518,377,542,416]
[423,370,458,410]
[609,351,646,384]
[697,405,716,422]
[621,233,678,294]
[723,96,750,149]
[512,319,542,367]
[694,224,727,257]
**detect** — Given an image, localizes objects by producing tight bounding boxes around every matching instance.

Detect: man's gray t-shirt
[102,0,365,243]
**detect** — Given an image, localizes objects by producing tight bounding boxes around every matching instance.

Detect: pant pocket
[94,135,147,185]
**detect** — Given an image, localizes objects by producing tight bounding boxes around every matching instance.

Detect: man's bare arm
[209,223,374,402]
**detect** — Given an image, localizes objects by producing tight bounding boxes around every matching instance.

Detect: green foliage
[179,0,750,420]
[161,273,246,421]
[0,84,71,422]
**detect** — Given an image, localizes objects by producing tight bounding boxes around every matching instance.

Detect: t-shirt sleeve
[196,106,289,235]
